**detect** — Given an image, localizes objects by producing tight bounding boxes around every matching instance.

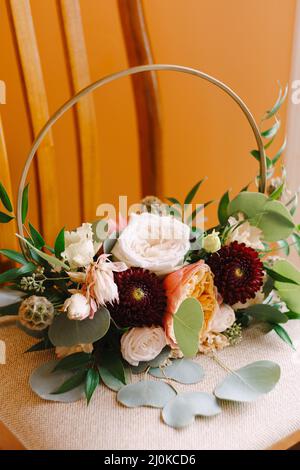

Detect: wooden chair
[0,0,299,451]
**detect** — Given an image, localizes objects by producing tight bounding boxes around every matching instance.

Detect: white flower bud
[203,230,221,253]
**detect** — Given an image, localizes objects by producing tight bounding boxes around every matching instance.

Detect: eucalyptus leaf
[162,392,221,428]
[149,359,204,384]
[272,259,300,284]
[242,304,288,324]
[275,282,300,314]
[214,360,281,402]
[173,298,203,357]
[29,360,85,402]
[117,381,176,408]
[48,307,110,347]
[98,366,125,391]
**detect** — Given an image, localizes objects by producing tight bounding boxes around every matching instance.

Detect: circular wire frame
[16,64,266,251]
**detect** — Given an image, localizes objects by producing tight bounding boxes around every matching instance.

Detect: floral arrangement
[0,88,299,428]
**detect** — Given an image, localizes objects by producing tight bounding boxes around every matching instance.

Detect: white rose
[226,213,264,250]
[62,223,98,269]
[112,213,190,276]
[56,343,93,359]
[63,293,90,321]
[121,326,167,366]
[211,303,235,333]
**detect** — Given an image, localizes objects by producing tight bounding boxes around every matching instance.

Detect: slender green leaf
[16,234,69,270]
[184,178,207,205]
[0,211,14,223]
[264,266,299,285]
[286,311,300,320]
[263,85,288,120]
[53,352,92,372]
[0,182,13,212]
[85,368,100,405]
[187,200,213,224]
[101,350,126,384]
[242,304,288,324]
[0,263,35,284]
[0,301,22,316]
[167,197,181,205]
[22,184,29,224]
[0,249,27,265]
[264,135,276,150]
[218,190,230,225]
[54,227,65,258]
[250,150,272,169]
[272,324,295,350]
[52,369,87,394]
[29,223,45,250]
[261,119,281,139]
[272,138,286,165]
[25,337,54,353]
[269,183,284,201]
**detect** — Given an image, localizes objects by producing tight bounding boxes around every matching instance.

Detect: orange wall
[0,0,297,239]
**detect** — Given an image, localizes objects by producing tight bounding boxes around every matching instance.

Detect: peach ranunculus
[163,260,219,350]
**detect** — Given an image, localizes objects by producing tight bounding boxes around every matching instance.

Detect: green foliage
[25,336,53,353]
[0,248,27,265]
[173,298,203,358]
[227,192,295,242]
[85,368,100,405]
[22,184,29,224]
[0,212,14,223]
[52,369,87,394]
[16,234,69,270]
[241,304,288,324]
[53,352,92,372]
[100,349,127,384]
[54,227,65,258]
[0,182,13,212]
[0,263,35,284]
[184,178,207,205]
[29,223,45,250]
[272,324,295,350]
[218,190,230,225]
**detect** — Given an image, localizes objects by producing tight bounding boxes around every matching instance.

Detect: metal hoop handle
[17,64,266,243]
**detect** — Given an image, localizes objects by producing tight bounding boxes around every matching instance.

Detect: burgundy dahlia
[207,241,264,305]
[109,267,167,328]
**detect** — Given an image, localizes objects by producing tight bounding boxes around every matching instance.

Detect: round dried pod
[18,296,55,331]
[140,195,164,214]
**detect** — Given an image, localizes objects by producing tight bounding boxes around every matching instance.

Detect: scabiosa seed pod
[207,241,264,305]
[109,267,167,328]
[18,296,54,331]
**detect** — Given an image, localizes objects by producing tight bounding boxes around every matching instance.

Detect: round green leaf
[99,366,125,392]
[162,392,221,429]
[273,260,300,313]
[173,298,203,357]
[29,360,85,402]
[117,380,176,408]
[48,308,110,347]
[214,360,281,402]
[149,359,204,384]
[228,192,267,219]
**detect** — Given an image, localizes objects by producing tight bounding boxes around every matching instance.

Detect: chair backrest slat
[59,0,100,221]
[0,111,18,260]
[118,0,162,197]
[9,0,60,242]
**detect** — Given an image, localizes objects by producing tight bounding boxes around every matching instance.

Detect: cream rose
[226,214,264,250]
[211,303,236,333]
[112,213,190,276]
[121,326,167,366]
[62,223,98,269]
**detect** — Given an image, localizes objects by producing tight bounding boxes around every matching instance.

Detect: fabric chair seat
[0,318,299,450]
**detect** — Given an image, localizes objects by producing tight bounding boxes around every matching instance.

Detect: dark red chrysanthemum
[207,241,264,305]
[109,267,167,328]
